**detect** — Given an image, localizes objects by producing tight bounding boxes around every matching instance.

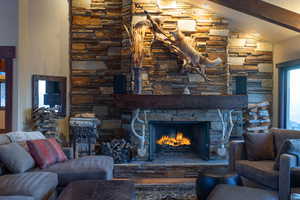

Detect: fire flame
[156,132,191,147]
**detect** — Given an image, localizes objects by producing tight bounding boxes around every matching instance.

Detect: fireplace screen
[149,121,210,161]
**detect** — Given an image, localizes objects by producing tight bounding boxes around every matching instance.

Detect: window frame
[278,59,300,129]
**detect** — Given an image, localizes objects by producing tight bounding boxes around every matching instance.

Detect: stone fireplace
[149,121,210,161]
[70,0,274,164]
[122,109,243,161]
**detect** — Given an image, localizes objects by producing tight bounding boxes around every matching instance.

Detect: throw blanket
[6,131,45,143]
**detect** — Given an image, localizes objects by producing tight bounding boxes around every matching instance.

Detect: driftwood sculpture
[131,109,148,157]
[217,109,234,157]
[124,3,222,81]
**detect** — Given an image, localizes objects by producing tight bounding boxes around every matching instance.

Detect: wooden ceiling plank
[208,0,300,33]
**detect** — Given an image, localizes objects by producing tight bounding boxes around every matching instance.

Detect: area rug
[135,182,197,200]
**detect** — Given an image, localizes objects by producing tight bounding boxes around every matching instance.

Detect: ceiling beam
[208,0,300,33]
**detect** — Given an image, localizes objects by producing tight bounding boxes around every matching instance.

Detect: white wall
[0,0,18,46]
[18,0,70,137]
[0,0,18,131]
[273,36,300,127]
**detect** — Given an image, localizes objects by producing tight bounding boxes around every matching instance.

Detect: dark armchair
[229,128,300,200]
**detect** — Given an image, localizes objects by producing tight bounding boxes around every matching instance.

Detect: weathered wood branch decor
[131,108,149,157]
[125,3,223,82]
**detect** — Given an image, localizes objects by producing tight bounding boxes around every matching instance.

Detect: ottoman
[196,167,241,200]
[57,180,136,200]
[207,184,278,200]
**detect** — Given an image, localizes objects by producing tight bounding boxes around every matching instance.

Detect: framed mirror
[32,75,67,117]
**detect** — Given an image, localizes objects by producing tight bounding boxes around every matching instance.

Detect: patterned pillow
[27,138,67,168]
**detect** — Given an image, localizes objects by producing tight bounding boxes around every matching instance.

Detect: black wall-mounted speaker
[113,74,127,94]
[235,76,247,95]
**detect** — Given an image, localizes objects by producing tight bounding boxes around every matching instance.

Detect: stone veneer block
[132,16,147,26]
[159,60,178,70]
[93,106,109,117]
[229,39,246,47]
[261,79,273,88]
[188,73,205,83]
[108,47,121,56]
[157,0,176,9]
[100,87,113,95]
[73,16,102,26]
[101,120,122,129]
[209,29,229,36]
[177,20,196,32]
[258,63,273,72]
[228,57,245,65]
[73,0,91,9]
[72,61,107,70]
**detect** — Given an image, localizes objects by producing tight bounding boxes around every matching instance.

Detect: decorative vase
[133,67,142,94]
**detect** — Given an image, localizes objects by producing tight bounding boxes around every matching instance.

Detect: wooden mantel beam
[208,0,300,33]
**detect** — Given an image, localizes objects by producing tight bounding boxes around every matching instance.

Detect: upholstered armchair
[229,128,300,200]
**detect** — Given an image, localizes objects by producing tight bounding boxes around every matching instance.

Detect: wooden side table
[196,167,242,200]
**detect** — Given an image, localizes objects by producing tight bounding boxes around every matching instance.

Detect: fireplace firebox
[149,121,210,161]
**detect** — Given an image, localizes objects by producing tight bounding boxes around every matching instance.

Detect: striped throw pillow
[27,138,67,168]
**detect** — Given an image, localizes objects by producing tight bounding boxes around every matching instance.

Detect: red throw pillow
[27,138,67,168]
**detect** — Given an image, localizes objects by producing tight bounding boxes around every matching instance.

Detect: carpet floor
[134,178,197,200]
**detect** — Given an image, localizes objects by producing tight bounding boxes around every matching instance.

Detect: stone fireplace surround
[122,109,243,161]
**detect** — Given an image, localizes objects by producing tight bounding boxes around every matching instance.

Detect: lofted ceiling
[185,0,300,43]
[262,0,300,14]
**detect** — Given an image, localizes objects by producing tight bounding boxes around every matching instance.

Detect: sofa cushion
[7,131,45,143]
[244,133,275,161]
[272,128,300,154]
[236,160,279,189]
[40,156,113,187]
[274,139,300,170]
[27,138,67,169]
[0,135,10,145]
[207,184,278,200]
[0,172,58,200]
[0,143,35,173]
[0,134,10,175]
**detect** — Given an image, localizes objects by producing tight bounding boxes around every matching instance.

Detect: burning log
[156,132,191,147]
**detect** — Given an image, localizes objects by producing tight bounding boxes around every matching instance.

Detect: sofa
[229,128,300,200]
[0,133,114,200]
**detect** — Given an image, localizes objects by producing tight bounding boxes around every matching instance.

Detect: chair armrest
[0,196,34,200]
[229,140,247,171]
[62,147,74,160]
[291,167,300,188]
[279,153,298,200]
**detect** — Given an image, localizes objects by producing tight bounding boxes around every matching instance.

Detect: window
[279,60,300,130]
